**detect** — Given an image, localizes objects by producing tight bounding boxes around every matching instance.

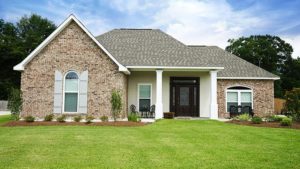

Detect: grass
[0,115,299,169]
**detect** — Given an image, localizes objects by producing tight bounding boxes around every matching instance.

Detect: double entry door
[170,77,199,117]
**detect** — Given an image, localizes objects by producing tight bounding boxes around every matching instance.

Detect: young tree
[111,90,122,122]
[7,88,22,120]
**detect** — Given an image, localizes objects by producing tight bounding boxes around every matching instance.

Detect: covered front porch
[127,67,222,120]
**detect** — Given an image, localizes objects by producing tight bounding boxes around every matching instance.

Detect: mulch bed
[227,120,300,130]
[3,121,148,127]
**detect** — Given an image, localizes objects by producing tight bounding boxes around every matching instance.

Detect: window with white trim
[138,84,151,112]
[226,86,252,112]
[64,71,79,112]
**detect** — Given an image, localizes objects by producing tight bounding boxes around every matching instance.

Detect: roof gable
[13,14,129,74]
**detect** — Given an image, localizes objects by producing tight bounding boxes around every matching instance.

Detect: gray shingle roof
[96,29,278,78]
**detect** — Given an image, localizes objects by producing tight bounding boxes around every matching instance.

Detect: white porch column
[155,70,163,119]
[210,71,218,119]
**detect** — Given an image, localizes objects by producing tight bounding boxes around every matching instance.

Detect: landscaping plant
[284,88,300,121]
[128,113,140,122]
[237,114,250,121]
[111,90,122,122]
[24,115,35,122]
[7,88,22,121]
[56,115,66,122]
[251,116,262,124]
[280,117,292,126]
[44,114,54,121]
[85,116,94,124]
[73,116,82,122]
[100,115,108,122]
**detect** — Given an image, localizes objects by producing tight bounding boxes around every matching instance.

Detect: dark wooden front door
[170,77,199,117]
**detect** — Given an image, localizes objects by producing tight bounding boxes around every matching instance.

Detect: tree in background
[226,35,300,98]
[0,14,56,100]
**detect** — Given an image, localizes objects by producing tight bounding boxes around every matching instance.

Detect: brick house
[14,15,279,120]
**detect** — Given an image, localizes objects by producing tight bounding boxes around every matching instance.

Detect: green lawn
[0,116,299,169]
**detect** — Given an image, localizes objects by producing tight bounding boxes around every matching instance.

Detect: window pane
[139,99,150,111]
[241,103,252,107]
[64,93,78,112]
[227,92,238,102]
[180,87,189,106]
[241,92,252,102]
[65,79,78,91]
[139,85,151,98]
[66,72,78,79]
[227,102,238,112]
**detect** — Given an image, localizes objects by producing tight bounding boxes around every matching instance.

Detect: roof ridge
[119,28,157,30]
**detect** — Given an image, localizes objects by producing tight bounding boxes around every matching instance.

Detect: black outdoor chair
[149,105,155,118]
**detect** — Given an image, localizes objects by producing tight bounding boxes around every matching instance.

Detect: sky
[0,0,299,58]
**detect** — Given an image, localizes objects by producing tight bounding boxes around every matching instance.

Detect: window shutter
[79,70,88,113]
[53,70,63,113]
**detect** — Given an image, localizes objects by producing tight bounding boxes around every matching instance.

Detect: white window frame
[63,70,80,113]
[225,89,253,112]
[137,83,152,112]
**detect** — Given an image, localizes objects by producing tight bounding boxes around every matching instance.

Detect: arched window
[64,71,79,112]
[226,86,253,112]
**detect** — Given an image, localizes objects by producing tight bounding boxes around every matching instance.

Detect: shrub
[237,114,250,121]
[85,116,94,124]
[44,114,54,121]
[251,116,262,124]
[268,115,286,122]
[56,115,66,122]
[24,115,35,122]
[7,88,22,121]
[111,90,122,122]
[280,117,292,126]
[284,88,300,121]
[128,113,140,122]
[73,116,82,122]
[100,115,108,122]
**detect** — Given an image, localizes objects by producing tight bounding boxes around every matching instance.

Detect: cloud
[0,0,299,58]
[150,0,263,49]
[283,35,300,58]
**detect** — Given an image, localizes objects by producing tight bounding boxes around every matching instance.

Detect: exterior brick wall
[21,21,128,118]
[217,79,274,118]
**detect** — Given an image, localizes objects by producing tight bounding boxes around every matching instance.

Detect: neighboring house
[14,15,279,120]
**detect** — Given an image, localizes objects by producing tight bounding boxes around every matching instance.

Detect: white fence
[0,101,8,111]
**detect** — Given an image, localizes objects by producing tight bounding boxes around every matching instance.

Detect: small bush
[251,116,262,124]
[100,115,108,122]
[24,115,35,122]
[85,116,94,124]
[44,114,54,121]
[237,114,250,121]
[56,115,66,122]
[280,117,292,126]
[128,113,140,122]
[266,115,285,122]
[73,116,82,122]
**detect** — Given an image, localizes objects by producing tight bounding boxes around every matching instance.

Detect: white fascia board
[126,66,224,71]
[217,77,280,80]
[13,14,129,74]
